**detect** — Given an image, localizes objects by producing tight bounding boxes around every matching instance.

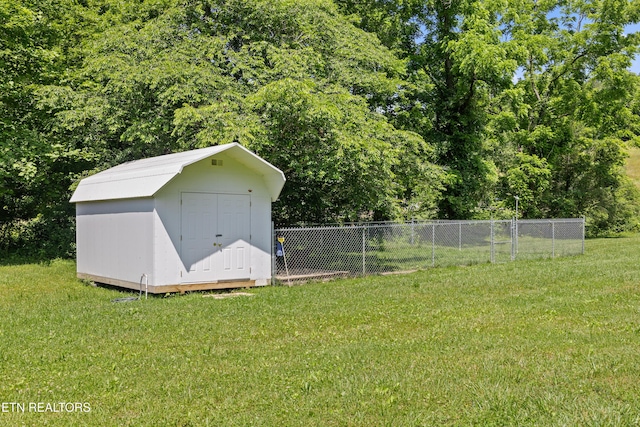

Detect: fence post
[582,216,586,254]
[432,223,436,267]
[551,220,555,258]
[362,225,366,276]
[490,219,495,263]
[271,221,275,285]
[515,216,519,258]
[459,222,462,251]
[511,218,515,261]
[411,218,415,245]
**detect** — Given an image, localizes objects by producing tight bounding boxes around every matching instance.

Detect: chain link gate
[273,218,585,284]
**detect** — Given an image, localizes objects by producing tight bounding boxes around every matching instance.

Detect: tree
[493,0,640,232]
[340,0,519,218]
[248,78,443,224]
[0,0,90,256]
[44,0,443,227]
[339,0,640,232]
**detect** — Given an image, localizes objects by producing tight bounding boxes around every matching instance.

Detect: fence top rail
[364,220,513,230]
[517,218,585,224]
[276,224,368,232]
[275,221,507,232]
[275,218,583,232]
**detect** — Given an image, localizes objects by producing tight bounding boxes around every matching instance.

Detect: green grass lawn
[1,235,640,426]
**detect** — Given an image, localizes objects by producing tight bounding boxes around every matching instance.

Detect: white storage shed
[70,143,285,293]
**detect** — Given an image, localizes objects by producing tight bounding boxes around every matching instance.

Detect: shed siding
[74,147,282,292]
[152,153,273,286]
[76,198,154,285]
[249,192,273,286]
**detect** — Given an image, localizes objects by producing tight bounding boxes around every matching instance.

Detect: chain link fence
[273,218,585,283]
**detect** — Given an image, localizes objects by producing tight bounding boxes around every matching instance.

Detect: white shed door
[181,193,251,283]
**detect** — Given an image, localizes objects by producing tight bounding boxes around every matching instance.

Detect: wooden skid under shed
[78,273,255,294]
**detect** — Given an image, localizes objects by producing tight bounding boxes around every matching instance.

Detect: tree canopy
[339,0,640,230]
[1,0,640,257]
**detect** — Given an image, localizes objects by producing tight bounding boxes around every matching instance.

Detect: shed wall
[76,198,154,286]
[153,152,273,286]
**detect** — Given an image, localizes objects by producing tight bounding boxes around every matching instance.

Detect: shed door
[181,193,251,283]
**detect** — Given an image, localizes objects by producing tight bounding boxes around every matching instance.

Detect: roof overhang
[70,143,286,203]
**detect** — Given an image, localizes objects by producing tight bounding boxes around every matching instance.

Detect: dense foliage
[341,0,640,229]
[1,0,640,256]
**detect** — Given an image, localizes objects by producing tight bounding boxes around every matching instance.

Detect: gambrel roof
[70,143,285,203]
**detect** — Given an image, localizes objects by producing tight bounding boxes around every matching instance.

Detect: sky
[626,22,640,74]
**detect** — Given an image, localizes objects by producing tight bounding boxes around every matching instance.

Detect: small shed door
[181,192,251,283]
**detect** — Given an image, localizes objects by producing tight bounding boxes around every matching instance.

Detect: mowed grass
[1,236,640,426]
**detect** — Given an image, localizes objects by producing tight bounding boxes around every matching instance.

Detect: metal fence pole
[362,226,366,276]
[432,223,436,267]
[582,216,586,254]
[551,221,555,258]
[490,219,495,263]
[271,221,275,285]
[411,218,415,245]
[515,216,518,258]
[511,218,515,261]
